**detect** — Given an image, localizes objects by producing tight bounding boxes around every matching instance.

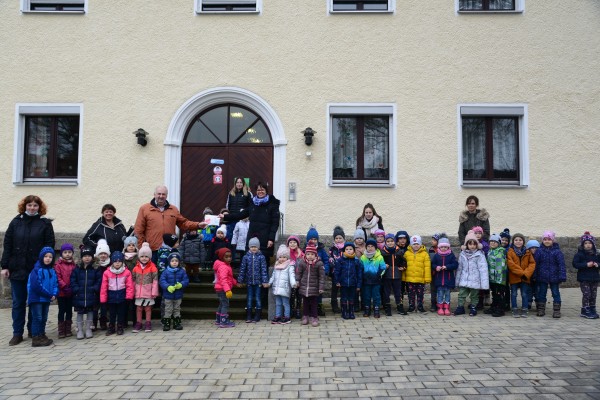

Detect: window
[330,0,394,13]
[328,104,395,186]
[196,0,260,13]
[14,104,82,185]
[21,0,86,13]
[458,104,528,187]
[457,0,524,12]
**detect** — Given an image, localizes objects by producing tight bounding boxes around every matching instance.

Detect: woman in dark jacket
[83,204,128,254]
[1,195,55,346]
[224,177,252,241]
[221,182,280,259]
[458,195,490,244]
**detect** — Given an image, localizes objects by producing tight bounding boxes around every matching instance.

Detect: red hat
[305,245,318,255]
[215,247,231,261]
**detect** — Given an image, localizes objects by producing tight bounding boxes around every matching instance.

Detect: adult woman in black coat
[83,204,128,254]
[221,182,280,259]
[224,177,252,241]
[1,195,55,346]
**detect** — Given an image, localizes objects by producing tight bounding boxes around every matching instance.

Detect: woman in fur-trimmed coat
[458,195,490,244]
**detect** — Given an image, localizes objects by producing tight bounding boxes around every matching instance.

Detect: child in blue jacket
[430,238,458,316]
[572,231,600,319]
[27,246,59,347]
[360,239,386,318]
[534,230,566,318]
[238,237,269,323]
[334,242,363,319]
[159,253,190,330]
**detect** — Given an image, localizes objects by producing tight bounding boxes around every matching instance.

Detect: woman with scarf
[83,204,128,255]
[355,203,384,240]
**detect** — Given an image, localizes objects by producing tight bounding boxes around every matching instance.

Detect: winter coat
[238,250,268,285]
[226,190,252,214]
[458,208,490,243]
[231,220,250,252]
[381,246,406,280]
[83,216,128,254]
[70,263,102,309]
[360,251,386,286]
[431,251,459,289]
[124,254,138,272]
[134,199,199,251]
[507,246,536,285]
[157,246,176,272]
[214,260,237,292]
[269,261,296,298]
[305,242,331,275]
[55,258,77,297]
[533,243,566,284]
[224,195,281,258]
[210,238,230,262]
[27,249,58,304]
[131,261,159,299]
[100,266,134,304]
[180,233,206,264]
[159,266,189,300]
[456,249,490,290]
[1,213,55,281]
[329,244,344,278]
[333,255,362,288]
[403,246,432,284]
[572,247,600,282]
[487,246,507,285]
[296,258,325,297]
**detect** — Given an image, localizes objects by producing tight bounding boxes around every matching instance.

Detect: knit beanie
[431,233,443,241]
[203,207,213,216]
[111,251,125,262]
[249,237,261,248]
[395,230,409,241]
[217,224,227,236]
[353,228,365,241]
[306,226,319,242]
[344,242,355,251]
[580,231,596,246]
[95,239,111,257]
[438,237,451,247]
[38,247,55,263]
[489,234,501,244]
[138,242,152,258]
[167,252,181,263]
[472,226,484,234]
[499,228,511,240]
[305,244,318,255]
[410,235,422,246]
[542,230,556,242]
[512,233,526,245]
[287,235,300,246]
[463,230,482,249]
[163,234,178,248]
[384,233,395,242]
[526,240,540,250]
[123,236,138,250]
[333,225,345,239]
[277,244,290,259]
[365,238,377,248]
[215,247,231,261]
[80,245,94,258]
[374,229,385,238]
[60,243,74,253]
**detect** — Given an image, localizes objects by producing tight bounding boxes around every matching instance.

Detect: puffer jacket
[329,244,344,278]
[226,190,252,214]
[304,242,331,275]
[360,251,386,285]
[55,257,77,297]
[83,216,127,254]
[333,255,362,288]
[70,262,102,309]
[27,247,58,304]
[507,246,536,284]
[533,243,566,284]
[431,251,459,288]
[238,250,268,285]
[572,246,600,282]
[296,258,325,297]
[100,266,134,304]
[458,208,490,243]
[269,260,296,298]
[1,213,55,281]
[381,246,406,280]
[231,220,250,252]
[456,249,490,290]
[487,246,507,285]
[131,261,159,299]
[214,260,237,292]
[403,245,432,284]
[159,266,189,300]
[180,233,206,264]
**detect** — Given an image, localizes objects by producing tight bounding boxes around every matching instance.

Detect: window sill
[21,10,85,14]
[329,10,393,14]
[461,181,527,188]
[16,179,78,186]
[457,10,523,14]
[196,10,259,14]
[330,181,394,188]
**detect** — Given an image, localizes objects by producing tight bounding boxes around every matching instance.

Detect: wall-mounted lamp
[134,128,148,146]
[302,127,315,146]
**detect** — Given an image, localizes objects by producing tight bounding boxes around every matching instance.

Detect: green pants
[458,287,479,307]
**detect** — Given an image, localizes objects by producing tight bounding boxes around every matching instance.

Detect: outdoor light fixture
[302,127,315,146]
[134,128,148,146]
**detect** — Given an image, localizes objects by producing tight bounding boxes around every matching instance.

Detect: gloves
[225,290,233,299]
[174,282,183,290]
[167,285,175,293]
[521,274,527,281]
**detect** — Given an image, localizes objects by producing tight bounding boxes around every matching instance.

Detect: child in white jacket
[231,218,249,267]
[268,245,297,324]
[455,230,489,317]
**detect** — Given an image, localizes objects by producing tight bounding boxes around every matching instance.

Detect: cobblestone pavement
[0,288,599,400]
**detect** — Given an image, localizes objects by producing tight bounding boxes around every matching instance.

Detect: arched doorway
[180,103,273,217]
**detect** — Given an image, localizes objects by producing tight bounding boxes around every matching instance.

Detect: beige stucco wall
[0,1,599,240]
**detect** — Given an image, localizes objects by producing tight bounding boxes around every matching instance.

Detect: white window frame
[13,103,83,186]
[195,0,261,14]
[327,103,397,187]
[329,0,395,14]
[20,0,87,13]
[457,103,528,188]
[455,0,524,14]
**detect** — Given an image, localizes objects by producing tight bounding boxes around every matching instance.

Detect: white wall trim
[164,87,286,213]
[20,0,88,13]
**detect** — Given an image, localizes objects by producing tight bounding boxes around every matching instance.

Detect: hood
[459,207,489,223]
[38,246,56,266]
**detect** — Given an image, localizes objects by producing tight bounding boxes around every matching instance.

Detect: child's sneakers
[521,308,528,318]
[454,305,465,316]
[311,317,319,327]
[132,322,143,333]
[279,317,291,325]
[396,304,408,315]
[271,317,281,324]
[512,308,520,318]
[417,304,426,313]
[468,305,477,316]
[144,321,152,332]
[301,316,309,325]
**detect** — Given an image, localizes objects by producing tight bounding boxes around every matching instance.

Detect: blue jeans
[11,279,32,336]
[436,287,451,304]
[30,302,50,337]
[274,295,290,318]
[362,284,381,308]
[246,284,262,309]
[511,283,529,309]
[537,282,561,304]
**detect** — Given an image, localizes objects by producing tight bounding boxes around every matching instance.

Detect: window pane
[462,118,486,179]
[489,0,515,10]
[55,116,79,177]
[363,117,389,179]
[332,117,357,179]
[229,106,258,141]
[459,0,482,10]
[238,121,272,144]
[492,118,518,179]
[199,106,228,143]
[25,117,51,177]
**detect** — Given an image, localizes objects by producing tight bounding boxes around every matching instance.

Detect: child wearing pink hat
[533,230,566,318]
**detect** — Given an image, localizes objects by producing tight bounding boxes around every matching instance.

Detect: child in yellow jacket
[404,235,432,313]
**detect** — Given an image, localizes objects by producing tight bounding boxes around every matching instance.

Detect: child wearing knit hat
[455,231,489,317]
[214,248,237,328]
[374,229,386,250]
[381,234,407,316]
[328,226,346,314]
[304,226,330,317]
[268,245,297,324]
[360,239,386,318]
[93,239,112,331]
[403,235,432,313]
[71,246,101,339]
[573,232,600,319]
[486,234,507,317]
[296,244,325,326]
[100,251,134,336]
[287,235,304,319]
[55,243,77,338]
[533,230,566,318]
[131,243,159,333]
[159,252,189,330]
[334,242,363,319]
[238,236,268,323]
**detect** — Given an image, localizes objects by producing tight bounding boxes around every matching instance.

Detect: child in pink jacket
[131,243,159,333]
[214,247,238,328]
[54,243,77,338]
[100,251,134,336]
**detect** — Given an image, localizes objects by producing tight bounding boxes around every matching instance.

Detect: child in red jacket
[54,243,77,338]
[100,252,134,336]
[214,247,238,328]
